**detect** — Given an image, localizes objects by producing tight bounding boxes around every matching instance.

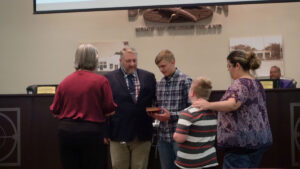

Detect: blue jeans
[223,148,268,169]
[157,140,179,169]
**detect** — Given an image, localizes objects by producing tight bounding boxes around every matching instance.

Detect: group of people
[50,43,273,169]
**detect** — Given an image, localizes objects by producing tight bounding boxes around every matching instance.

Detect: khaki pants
[110,138,151,169]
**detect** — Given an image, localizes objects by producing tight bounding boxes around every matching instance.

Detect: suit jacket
[279,79,296,88]
[105,68,156,142]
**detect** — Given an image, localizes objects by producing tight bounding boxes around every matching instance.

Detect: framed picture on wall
[82,41,128,75]
[229,35,283,78]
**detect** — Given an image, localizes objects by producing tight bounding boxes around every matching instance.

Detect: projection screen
[34,0,298,14]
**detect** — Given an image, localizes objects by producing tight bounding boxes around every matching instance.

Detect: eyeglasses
[227,64,233,68]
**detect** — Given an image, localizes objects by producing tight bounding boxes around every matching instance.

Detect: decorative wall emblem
[143,7,213,23]
[291,103,300,167]
[0,108,21,166]
[129,6,228,23]
[129,6,227,34]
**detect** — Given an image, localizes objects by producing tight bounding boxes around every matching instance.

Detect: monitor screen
[34,0,298,14]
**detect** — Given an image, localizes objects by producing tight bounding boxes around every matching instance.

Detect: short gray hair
[74,44,98,71]
[120,47,137,58]
[271,65,281,73]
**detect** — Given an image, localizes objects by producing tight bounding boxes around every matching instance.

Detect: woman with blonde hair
[194,50,273,168]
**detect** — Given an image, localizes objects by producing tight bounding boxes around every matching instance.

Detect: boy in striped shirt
[173,77,218,169]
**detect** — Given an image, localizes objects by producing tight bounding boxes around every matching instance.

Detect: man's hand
[147,111,156,118]
[104,138,111,144]
[152,107,170,122]
[105,111,115,117]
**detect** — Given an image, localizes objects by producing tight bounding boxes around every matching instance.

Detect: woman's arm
[193,97,242,112]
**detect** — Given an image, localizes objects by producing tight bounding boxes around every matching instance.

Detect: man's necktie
[127,74,136,102]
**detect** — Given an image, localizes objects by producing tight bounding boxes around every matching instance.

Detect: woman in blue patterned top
[193,50,273,168]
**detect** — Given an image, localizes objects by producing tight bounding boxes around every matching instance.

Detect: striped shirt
[156,69,192,142]
[175,106,218,169]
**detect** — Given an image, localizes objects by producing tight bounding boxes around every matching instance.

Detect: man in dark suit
[270,65,297,88]
[104,47,156,169]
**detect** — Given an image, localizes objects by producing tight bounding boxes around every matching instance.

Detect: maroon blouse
[50,70,117,123]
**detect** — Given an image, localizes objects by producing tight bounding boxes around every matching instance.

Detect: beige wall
[0,0,300,94]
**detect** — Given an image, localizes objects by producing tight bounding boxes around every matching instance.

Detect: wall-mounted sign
[135,24,222,34]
